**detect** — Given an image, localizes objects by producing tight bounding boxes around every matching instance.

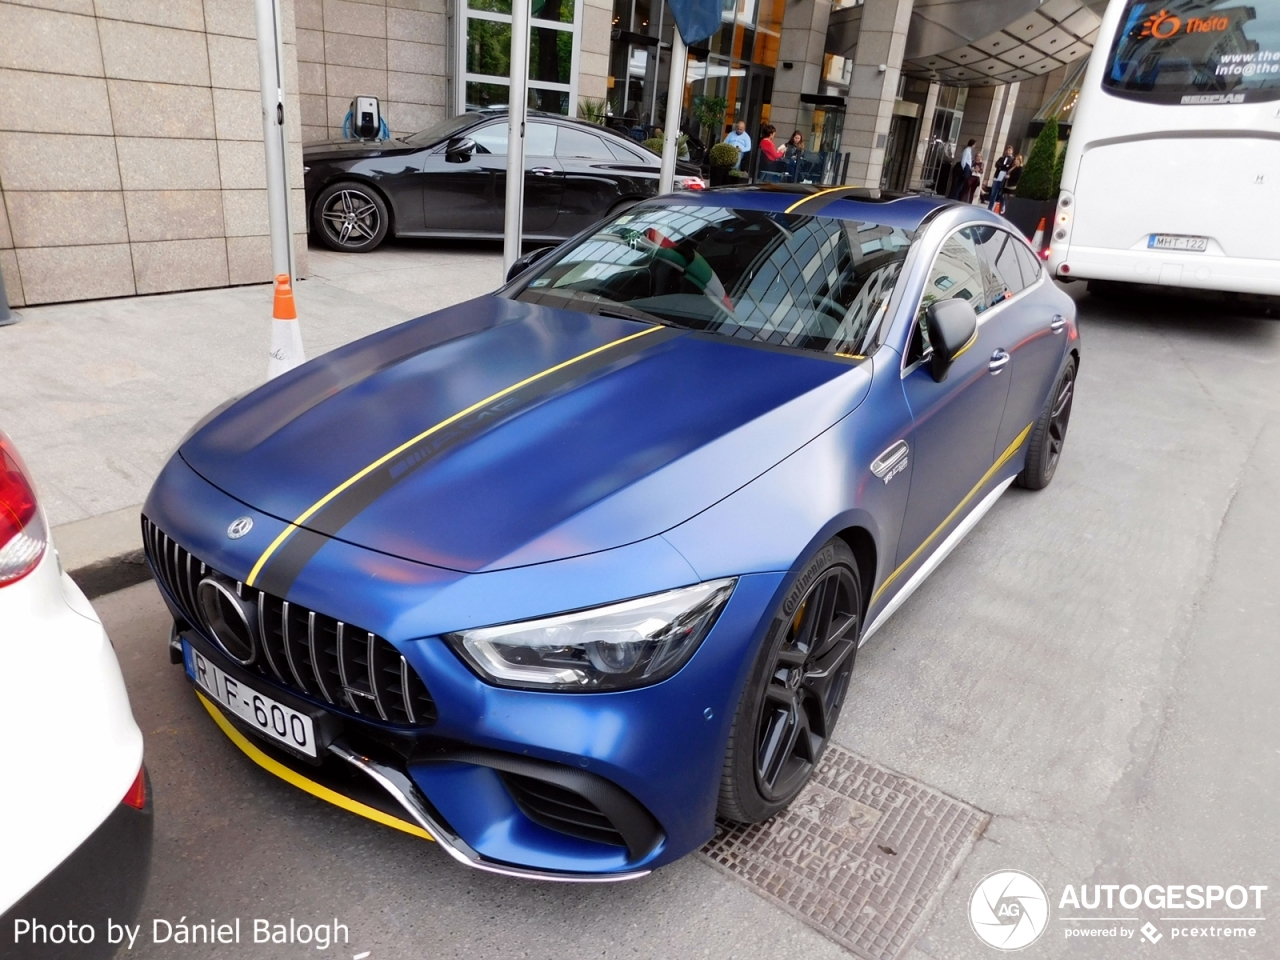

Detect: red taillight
[122,766,147,810]
[0,429,47,586]
[1039,247,1051,261]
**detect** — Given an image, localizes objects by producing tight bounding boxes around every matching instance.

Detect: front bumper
[146,455,783,879]
[1,774,153,959]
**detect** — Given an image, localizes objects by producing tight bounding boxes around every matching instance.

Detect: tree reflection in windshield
[516,204,915,359]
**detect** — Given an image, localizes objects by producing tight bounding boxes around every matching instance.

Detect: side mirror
[505,245,557,283]
[924,298,978,382]
[445,137,476,163]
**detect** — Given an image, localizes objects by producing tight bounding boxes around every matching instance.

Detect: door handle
[1050,314,1066,334]
[989,349,1010,374]
[530,166,557,177]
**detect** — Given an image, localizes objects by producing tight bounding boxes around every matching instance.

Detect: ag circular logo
[226,516,254,540]
[969,870,1049,950]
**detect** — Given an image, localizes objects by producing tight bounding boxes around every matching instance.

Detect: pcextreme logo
[1140,8,1230,39]
[969,871,1050,951]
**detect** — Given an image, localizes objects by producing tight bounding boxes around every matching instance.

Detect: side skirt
[860,476,1016,645]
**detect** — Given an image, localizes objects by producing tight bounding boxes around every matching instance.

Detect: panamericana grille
[143,516,437,726]
[499,772,627,848]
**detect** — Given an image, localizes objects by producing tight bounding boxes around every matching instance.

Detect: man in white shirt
[951,139,976,199]
[723,121,752,170]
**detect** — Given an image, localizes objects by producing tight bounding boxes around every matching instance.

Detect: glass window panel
[465,81,511,110]
[530,26,573,83]
[607,139,644,161]
[558,127,614,158]
[470,120,509,154]
[467,19,511,77]
[1103,0,1280,104]
[469,0,512,11]
[532,0,575,23]
[1014,239,1043,286]
[528,121,559,155]
[965,225,1016,307]
[921,230,987,338]
[529,87,570,113]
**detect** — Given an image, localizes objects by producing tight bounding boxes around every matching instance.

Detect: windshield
[515,203,915,359]
[1104,0,1280,103]
[404,112,484,146]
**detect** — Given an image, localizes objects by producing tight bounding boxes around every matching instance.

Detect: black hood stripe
[246,324,675,594]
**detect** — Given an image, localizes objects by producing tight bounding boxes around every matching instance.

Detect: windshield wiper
[593,305,680,327]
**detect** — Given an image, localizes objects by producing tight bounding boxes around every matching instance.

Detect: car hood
[303,138,419,161]
[181,297,871,576]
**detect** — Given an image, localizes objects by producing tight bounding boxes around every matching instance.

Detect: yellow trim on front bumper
[871,422,1033,604]
[196,691,433,841]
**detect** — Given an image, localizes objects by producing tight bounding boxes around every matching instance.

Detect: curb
[54,505,154,600]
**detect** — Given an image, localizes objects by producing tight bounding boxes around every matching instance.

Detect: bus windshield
[1104,0,1280,103]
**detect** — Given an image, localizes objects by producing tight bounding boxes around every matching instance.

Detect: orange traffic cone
[1031,216,1046,253]
[267,274,305,379]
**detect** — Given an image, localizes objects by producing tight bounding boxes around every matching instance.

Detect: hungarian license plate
[1149,234,1208,252]
[185,642,317,757]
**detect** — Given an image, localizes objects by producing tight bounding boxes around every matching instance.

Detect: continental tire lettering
[782,546,836,616]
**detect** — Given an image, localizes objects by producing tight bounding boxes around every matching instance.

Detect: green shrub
[642,137,663,154]
[691,95,728,135]
[1018,117,1058,201]
[708,142,741,167]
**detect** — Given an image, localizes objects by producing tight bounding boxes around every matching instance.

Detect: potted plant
[577,97,608,126]
[691,95,728,146]
[1003,117,1061,243]
[708,142,740,186]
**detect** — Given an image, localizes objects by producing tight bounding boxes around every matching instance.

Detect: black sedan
[303,110,706,253]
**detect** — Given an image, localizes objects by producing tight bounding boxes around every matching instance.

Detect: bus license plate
[186,643,317,757]
[1149,234,1208,252]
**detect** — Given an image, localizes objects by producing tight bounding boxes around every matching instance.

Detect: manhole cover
[699,745,988,960]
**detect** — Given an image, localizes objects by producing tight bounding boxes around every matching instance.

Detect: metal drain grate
[700,745,988,960]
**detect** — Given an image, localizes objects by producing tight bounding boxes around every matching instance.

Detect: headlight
[445,579,736,691]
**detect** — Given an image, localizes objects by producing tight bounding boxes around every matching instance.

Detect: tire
[717,539,862,822]
[1018,356,1077,490]
[313,181,390,253]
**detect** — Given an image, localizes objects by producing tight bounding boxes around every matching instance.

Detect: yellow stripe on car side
[245,325,665,587]
[871,422,1033,604]
[196,692,433,841]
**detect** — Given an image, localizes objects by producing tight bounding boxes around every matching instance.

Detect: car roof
[643,185,958,232]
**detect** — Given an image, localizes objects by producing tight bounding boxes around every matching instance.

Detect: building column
[841,0,914,190]
[955,83,1001,175]
[770,0,834,134]
[907,80,940,191]
[993,81,1020,156]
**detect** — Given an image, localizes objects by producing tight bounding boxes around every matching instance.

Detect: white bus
[1048,0,1280,295]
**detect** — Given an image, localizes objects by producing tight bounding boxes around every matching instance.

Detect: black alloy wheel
[718,539,862,822]
[315,181,389,253]
[1019,356,1077,490]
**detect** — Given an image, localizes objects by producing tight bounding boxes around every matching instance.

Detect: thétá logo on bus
[1140,8,1230,38]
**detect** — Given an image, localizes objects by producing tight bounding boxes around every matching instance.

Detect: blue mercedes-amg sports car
[143,185,1078,881]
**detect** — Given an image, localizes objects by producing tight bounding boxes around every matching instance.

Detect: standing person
[951,139,976,199]
[964,151,983,204]
[1006,153,1025,196]
[785,131,805,181]
[988,145,1015,210]
[723,121,752,170]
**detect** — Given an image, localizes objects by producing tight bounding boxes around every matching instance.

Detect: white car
[0,428,151,954]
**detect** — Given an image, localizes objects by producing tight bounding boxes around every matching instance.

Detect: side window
[1013,240,1042,288]
[967,225,1018,307]
[606,139,642,162]
[971,226,1029,305]
[470,122,507,155]
[910,230,986,363]
[526,122,557,157]
[557,127,614,160]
